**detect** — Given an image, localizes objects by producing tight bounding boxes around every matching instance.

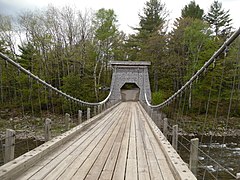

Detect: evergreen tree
[204,0,232,36]
[138,0,168,36]
[127,0,168,91]
[181,1,204,19]
[18,43,38,70]
[127,0,168,56]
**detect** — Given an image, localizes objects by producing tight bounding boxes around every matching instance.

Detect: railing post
[44,118,52,142]
[4,129,15,164]
[189,138,199,177]
[65,113,70,131]
[78,110,82,124]
[172,125,178,150]
[151,109,154,119]
[236,172,240,179]
[151,109,155,122]
[152,110,158,123]
[158,112,164,130]
[103,103,106,111]
[98,105,101,114]
[163,118,168,137]
[94,106,97,116]
[147,107,151,116]
[87,107,91,120]
[107,102,111,109]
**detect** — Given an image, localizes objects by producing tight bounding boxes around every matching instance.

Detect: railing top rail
[145,27,240,109]
[0,52,111,106]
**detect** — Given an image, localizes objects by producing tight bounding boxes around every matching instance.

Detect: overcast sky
[0,0,239,33]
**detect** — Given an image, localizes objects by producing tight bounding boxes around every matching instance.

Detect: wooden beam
[45,118,52,142]
[4,129,15,164]
[189,138,199,177]
[172,125,178,150]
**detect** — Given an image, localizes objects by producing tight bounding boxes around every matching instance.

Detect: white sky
[0,0,239,34]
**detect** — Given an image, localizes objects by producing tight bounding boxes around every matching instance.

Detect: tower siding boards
[109,61,151,103]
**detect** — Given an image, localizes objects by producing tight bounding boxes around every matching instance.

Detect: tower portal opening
[120,83,140,102]
[109,61,151,103]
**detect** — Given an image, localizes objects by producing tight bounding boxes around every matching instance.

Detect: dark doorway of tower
[120,83,140,102]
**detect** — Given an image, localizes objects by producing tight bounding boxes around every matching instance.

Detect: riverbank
[0,112,78,140]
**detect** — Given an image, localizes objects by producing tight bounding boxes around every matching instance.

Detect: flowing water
[178,135,240,180]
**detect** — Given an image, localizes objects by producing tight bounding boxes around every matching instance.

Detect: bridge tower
[109,61,151,103]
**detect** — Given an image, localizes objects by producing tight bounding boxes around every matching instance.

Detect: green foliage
[126,0,168,92]
[93,8,118,41]
[61,73,96,102]
[167,17,212,95]
[151,91,164,105]
[139,0,168,34]
[181,1,204,19]
[0,2,239,126]
[204,0,232,36]
[18,42,38,70]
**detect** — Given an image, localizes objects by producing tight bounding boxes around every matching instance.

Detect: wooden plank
[99,103,130,180]
[31,119,114,179]
[22,103,125,180]
[111,104,131,180]
[12,102,196,180]
[137,104,175,180]
[135,103,164,180]
[137,102,197,180]
[134,105,151,180]
[70,104,128,180]
[125,104,137,180]
[147,130,175,180]
[1,102,121,180]
[45,104,127,180]
[85,104,130,180]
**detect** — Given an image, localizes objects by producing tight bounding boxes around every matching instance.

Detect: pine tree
[204,0,232,36]
[181,1,204,19]
[138,0,168,36]
[126,0,169,92]
[126,0,168,61]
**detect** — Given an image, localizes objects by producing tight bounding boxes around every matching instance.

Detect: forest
[0,0,239,119]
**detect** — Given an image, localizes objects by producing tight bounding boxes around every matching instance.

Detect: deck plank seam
[98,104,131,180]
[84,105,130,180]
[70,104,130,179]
[25,104,126,179]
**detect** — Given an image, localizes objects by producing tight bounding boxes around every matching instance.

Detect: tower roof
[110,61,151,66]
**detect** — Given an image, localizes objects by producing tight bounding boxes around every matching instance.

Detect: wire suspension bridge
[0,28,239,179]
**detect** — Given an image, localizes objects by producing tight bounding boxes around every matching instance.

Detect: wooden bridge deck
[0,102,196,180]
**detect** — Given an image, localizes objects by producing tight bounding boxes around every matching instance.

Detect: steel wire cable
[0,52,112,106]
[145,27,240,109]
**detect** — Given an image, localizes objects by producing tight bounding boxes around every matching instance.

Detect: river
[178,135,240,180]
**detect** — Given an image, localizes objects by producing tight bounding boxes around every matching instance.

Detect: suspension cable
[145,27,240,109]
[0,52,111,106]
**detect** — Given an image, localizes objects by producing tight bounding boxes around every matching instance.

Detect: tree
[181,1,204,19]
[0,14,16,56]
[204,0,232,36]
[92,8,120,100]
[18,42,38,70]
[138,0,168,35]
[126,0,168,92]
[167,17,212,93]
